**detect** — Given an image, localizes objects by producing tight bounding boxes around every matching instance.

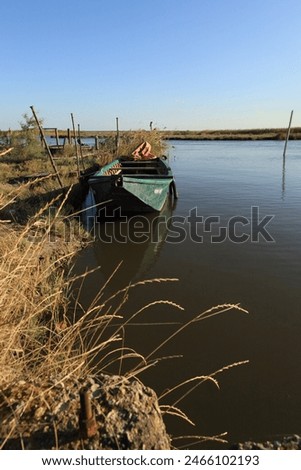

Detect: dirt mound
[0,374,170,450]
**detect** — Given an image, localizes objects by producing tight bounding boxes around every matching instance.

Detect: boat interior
[104,159,168,176]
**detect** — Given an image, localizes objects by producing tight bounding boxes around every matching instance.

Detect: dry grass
[82,128,168,166]
[0,190,83,385]
[117,129,168,157]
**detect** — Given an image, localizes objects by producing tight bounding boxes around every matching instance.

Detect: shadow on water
[96,204,175,285]
[77,193,177,304]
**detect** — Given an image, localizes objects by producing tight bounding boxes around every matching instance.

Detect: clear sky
[1,0,301,130]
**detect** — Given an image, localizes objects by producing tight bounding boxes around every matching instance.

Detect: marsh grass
[0,191,79,383]
[163,127,301,141]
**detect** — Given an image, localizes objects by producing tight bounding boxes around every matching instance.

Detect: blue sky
[1,0,301,130]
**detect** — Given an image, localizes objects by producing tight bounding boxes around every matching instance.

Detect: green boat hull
[88,157,175,213]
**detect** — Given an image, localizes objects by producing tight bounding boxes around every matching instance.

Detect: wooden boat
[87,156,177,213]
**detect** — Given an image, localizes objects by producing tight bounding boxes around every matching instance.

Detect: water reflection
[81,188,97,230]
[282,154,286,200]
[88,198,176,291]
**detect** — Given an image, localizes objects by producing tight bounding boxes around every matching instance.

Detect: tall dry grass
[95,128,168,164]
[118,129,167,157]
[0,189,81,385]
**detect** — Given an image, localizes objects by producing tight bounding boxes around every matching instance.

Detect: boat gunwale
[91,157,172,178]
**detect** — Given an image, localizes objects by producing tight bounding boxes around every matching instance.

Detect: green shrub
[7,114,46,162]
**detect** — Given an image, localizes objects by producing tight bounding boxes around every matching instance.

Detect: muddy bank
[231,434,301,450]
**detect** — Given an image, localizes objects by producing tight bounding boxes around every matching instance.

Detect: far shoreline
[40,128,301,141]
[163,128,301,141]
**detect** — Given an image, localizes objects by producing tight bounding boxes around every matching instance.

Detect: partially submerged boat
[87,154,177,214]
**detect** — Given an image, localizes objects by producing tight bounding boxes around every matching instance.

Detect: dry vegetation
[45,127,301,142]
[0,117,249,449]
[163,127,301,141]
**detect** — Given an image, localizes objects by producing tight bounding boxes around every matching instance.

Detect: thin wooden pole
[55,128,60,147]
[71,113,80,178]
[115,117,119,157]
[30,106,63,188]
[283,110,294,157]
[77,123,86,171]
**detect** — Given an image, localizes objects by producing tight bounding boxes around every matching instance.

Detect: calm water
[75,140,301,448]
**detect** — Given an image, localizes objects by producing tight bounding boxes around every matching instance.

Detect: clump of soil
[0,374,170,450]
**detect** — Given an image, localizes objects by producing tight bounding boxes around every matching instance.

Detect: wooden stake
[77,123,86,171]
[55,128,60,147]
[71,113,80,178]
[115,117,120,157]
[283,110,293,157]
[79,389,97,439]
[30,106,63,188]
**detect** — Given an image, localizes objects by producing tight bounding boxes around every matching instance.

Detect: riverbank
[1,374,170,450]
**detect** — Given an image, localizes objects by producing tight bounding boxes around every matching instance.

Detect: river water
[74,140,301,448]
